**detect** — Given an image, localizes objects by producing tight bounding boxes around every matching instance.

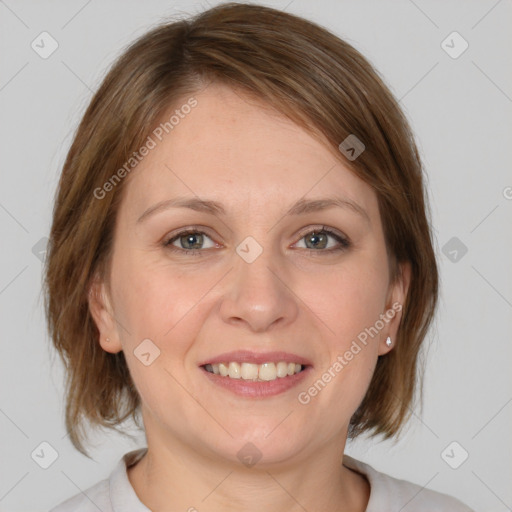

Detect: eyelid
[295,224,346,240]
[163,226,219,247]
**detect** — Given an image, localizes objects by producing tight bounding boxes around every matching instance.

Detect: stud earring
[106,337,110,343]
[385,336,392,347]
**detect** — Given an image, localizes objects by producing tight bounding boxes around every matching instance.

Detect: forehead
[119,82,378,221]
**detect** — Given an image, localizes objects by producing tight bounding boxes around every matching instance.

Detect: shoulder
[49,478,110,512]
[343,455,475,512]
[49,448,149,512]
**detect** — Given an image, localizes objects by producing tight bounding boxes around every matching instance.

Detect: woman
[45,3,474,511]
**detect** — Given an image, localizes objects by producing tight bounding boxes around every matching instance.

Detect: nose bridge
[236,237,279,293]
[218,235,298,332]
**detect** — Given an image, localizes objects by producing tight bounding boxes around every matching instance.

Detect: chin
[210,423,308,468]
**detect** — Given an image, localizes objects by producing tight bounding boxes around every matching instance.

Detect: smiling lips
[199,350,312,397]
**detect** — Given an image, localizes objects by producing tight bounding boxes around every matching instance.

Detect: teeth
[241,362,258,380]
[228,362,241,379]
[276,361,288,378]
[204,361,304,381]
[218,363,229,377]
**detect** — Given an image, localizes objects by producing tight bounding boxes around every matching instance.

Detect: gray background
[1,0,511,511]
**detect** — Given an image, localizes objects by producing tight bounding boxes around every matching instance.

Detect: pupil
[184,233,202,249]
[307,232,327,249]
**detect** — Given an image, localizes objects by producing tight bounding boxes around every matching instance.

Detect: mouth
[202,361,307,382]
[198,351,313,398]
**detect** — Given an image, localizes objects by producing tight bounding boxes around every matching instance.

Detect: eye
[294,226,351,253]
[162,225,351,256]
[164,229,217,255]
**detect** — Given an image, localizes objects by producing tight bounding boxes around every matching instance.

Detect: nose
[218,243,299,333]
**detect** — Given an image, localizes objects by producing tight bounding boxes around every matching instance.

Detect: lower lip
[200,366,312,398]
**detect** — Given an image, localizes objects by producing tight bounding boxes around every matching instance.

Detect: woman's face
[90,82,409,466]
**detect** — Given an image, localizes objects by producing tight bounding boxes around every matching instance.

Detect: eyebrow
[136,195,370,224]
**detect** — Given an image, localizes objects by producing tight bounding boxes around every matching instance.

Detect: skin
[89,82,410,512]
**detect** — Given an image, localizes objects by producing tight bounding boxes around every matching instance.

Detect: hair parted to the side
[44,2,438,457]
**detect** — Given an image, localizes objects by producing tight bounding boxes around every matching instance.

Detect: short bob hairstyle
[44,2,438,456]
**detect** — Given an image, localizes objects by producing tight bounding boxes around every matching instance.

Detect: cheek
[111,251,208,341]
[297,254,389,346]
[294,253,387,411]
[109,256,205,410]
[110,254,216,393]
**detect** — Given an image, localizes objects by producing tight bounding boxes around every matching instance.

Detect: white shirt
[49,448,475,511]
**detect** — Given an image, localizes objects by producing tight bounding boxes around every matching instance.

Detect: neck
[127,428,370,512]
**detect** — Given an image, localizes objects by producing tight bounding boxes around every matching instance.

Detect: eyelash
[162,225,351,257]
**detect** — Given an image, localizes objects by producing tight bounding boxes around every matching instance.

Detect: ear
[378,261,411,356]
[87,274,123,354]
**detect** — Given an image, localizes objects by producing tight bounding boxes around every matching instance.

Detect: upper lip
[198,350,313,367]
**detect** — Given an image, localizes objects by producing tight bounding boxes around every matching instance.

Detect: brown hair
[44,2,438,456]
